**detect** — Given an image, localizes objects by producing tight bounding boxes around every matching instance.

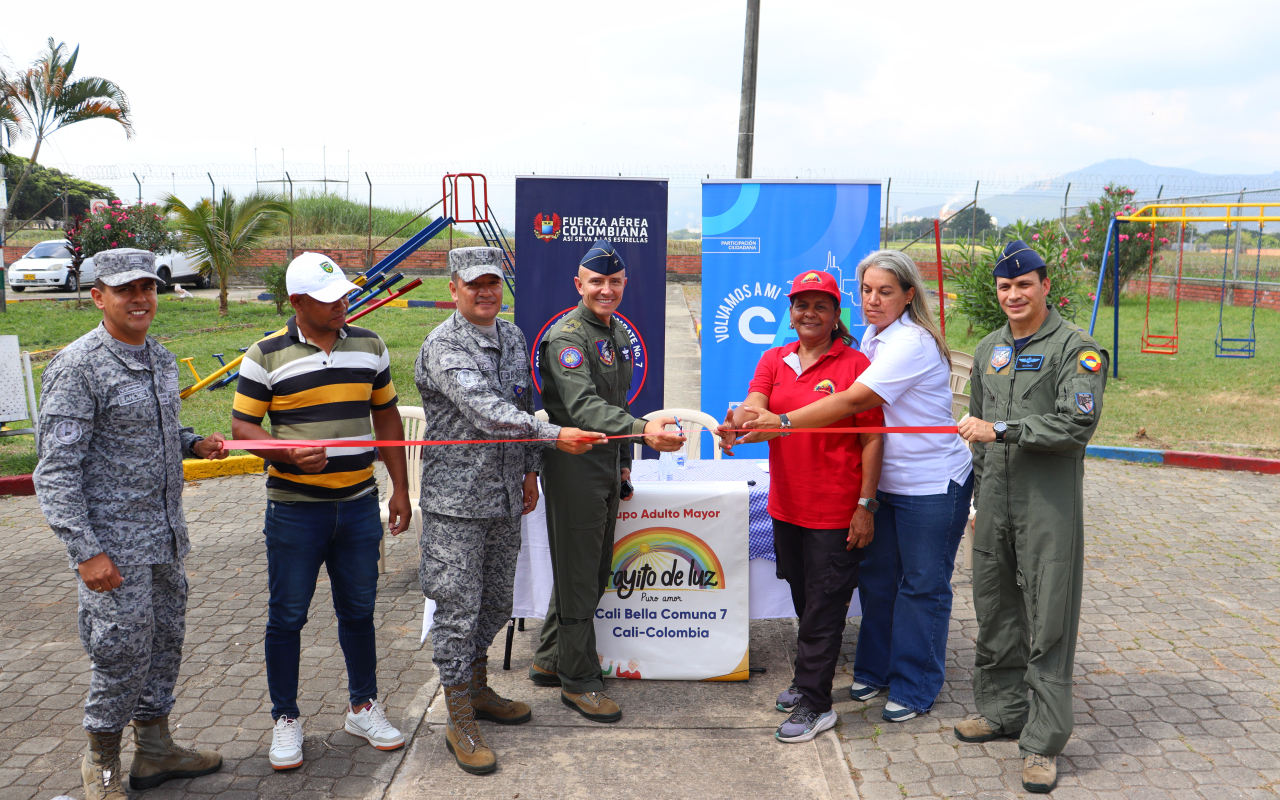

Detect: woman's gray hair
[855,249,951,367]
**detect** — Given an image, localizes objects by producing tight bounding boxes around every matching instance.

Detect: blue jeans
[263,493,383,720]
[853,473,973,715]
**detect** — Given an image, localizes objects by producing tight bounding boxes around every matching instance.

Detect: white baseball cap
[286,252,361,303]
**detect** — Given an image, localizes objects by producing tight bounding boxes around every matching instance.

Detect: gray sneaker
[775,682,802,713]
[774,705,836,743]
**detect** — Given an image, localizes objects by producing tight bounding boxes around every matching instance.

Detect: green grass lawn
[943,296,1280,458]
[0,281,484,476]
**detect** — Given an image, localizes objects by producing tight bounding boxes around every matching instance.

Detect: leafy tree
[1,38,133,218]
[1,155,116,221]
[946,206,994,237]
[163,191,292,315]
[944,220,1088,336]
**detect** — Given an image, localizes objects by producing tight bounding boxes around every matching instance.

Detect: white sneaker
[270,716,304,770]
[882,700,918,722]
[345,700,405,751]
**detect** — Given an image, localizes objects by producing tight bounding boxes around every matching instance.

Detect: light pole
[735,0,761,179]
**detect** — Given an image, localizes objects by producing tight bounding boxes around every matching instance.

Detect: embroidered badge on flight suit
[990,346,1012,371]
[1078,350,1102,372]
[1014,354,1044,370]
[595,339,615,366]
[559,346,585,369]
[1076,392,1094,414]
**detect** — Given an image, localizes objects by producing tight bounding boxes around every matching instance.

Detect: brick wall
[1125,276,1280,312]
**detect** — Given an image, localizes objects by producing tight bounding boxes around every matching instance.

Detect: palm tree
[163,190,292,315]
[3,38,132,217]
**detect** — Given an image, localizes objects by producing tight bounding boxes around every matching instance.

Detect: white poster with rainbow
[595,481,751,681]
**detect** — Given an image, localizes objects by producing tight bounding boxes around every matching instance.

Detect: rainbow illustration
[608,527,726,591]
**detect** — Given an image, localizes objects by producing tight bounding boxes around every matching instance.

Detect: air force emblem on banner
[595,339,615,366]
[559,346,584,369]
[1076,392,1094,414]
[990,346,1012,371]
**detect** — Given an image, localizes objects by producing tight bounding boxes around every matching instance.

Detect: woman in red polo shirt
[721,270,884,745]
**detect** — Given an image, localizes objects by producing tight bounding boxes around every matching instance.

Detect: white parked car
[5,240,207,293]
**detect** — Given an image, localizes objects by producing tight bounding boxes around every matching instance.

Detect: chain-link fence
[7,163,1280,281]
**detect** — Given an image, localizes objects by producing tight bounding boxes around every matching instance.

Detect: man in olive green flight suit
[956,240,1107,795]
[529,240,684,723]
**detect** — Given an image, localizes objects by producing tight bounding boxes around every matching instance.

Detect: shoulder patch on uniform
[595,339,615,366]
[1078,350,1102,372]
[990,346,1012,371]
[455,369,482,387]
[1076,392,1094,414]
[559,318,582,333]
[558,346,585,369]
[53,419,82,445]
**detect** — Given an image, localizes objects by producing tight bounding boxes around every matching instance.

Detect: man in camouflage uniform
[531,240,684,723]
[956,240,1108,794]
[33,249,227,800]
[414,247,606,774]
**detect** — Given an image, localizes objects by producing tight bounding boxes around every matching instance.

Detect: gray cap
[448,247,505,283]
[94,248,165,287]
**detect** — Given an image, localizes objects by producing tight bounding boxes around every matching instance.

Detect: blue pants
[263,494,383,720]
[853,474,973,715]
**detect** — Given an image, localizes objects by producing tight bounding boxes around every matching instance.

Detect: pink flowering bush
[1073,184,1172,305]
[944,220,1088,334]
[69,201,175,262]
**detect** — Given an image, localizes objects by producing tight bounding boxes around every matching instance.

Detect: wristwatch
[778,413,793,437]
[993,421,1008,443]
[858,497,880,514]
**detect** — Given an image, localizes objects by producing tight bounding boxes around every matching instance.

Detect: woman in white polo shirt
[736,249,972,723]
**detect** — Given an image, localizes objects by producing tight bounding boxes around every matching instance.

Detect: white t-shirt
[857,315,973,496]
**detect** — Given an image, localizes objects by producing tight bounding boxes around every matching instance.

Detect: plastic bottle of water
[659,449,674,480]
[675,439,687,471]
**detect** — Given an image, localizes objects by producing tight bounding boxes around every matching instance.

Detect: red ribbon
[221,426,959,450]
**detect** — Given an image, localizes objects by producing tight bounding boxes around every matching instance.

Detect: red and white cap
[787,270,841,303]
[286,252,361,303]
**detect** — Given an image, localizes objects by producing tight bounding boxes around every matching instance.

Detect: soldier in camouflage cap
[414,246,606,774]
[92,248,167,287]
[33,249,227,800]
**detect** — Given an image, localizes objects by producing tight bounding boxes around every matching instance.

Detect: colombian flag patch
[1078,350,1102,372]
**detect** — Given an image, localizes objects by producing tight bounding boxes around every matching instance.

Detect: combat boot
[129,715,224,790]
[470,657,532,725]
[443,682,496,775]
[82,730,127,800]
[1023,753,1058,793]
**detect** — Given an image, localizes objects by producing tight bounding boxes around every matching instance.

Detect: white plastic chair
[949,350,974,394]
[378,406,427,573]
[633,408,722,461]
[952,391,971,421]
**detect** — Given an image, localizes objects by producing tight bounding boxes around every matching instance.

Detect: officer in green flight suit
[955,240,1108,795]
[529,240,685,723]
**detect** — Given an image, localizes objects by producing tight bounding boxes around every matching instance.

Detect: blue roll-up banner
[515,176,668,418]
[701,180,882,459]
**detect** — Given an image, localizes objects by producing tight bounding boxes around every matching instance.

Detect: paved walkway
[1,283,1278,799]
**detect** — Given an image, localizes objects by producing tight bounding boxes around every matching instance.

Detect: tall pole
[735,0,761,179]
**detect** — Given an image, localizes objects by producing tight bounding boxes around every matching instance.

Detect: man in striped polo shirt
[231,252,413,770]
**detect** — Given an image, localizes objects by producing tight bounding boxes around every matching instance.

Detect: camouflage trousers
[419,511,521,686]
[76,562,187,733]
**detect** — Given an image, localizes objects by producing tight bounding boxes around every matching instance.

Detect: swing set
[1087,201,1280,377]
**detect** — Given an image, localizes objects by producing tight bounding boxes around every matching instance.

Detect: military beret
[993,240,1047,279]
[579,240,626,275]
[94,248,164,287]
[448,246,505,283]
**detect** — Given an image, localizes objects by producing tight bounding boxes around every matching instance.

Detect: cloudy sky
[4,0,1279,186]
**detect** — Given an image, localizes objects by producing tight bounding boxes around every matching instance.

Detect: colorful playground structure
[178,173,514,398]
[1088,201,1280,377]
